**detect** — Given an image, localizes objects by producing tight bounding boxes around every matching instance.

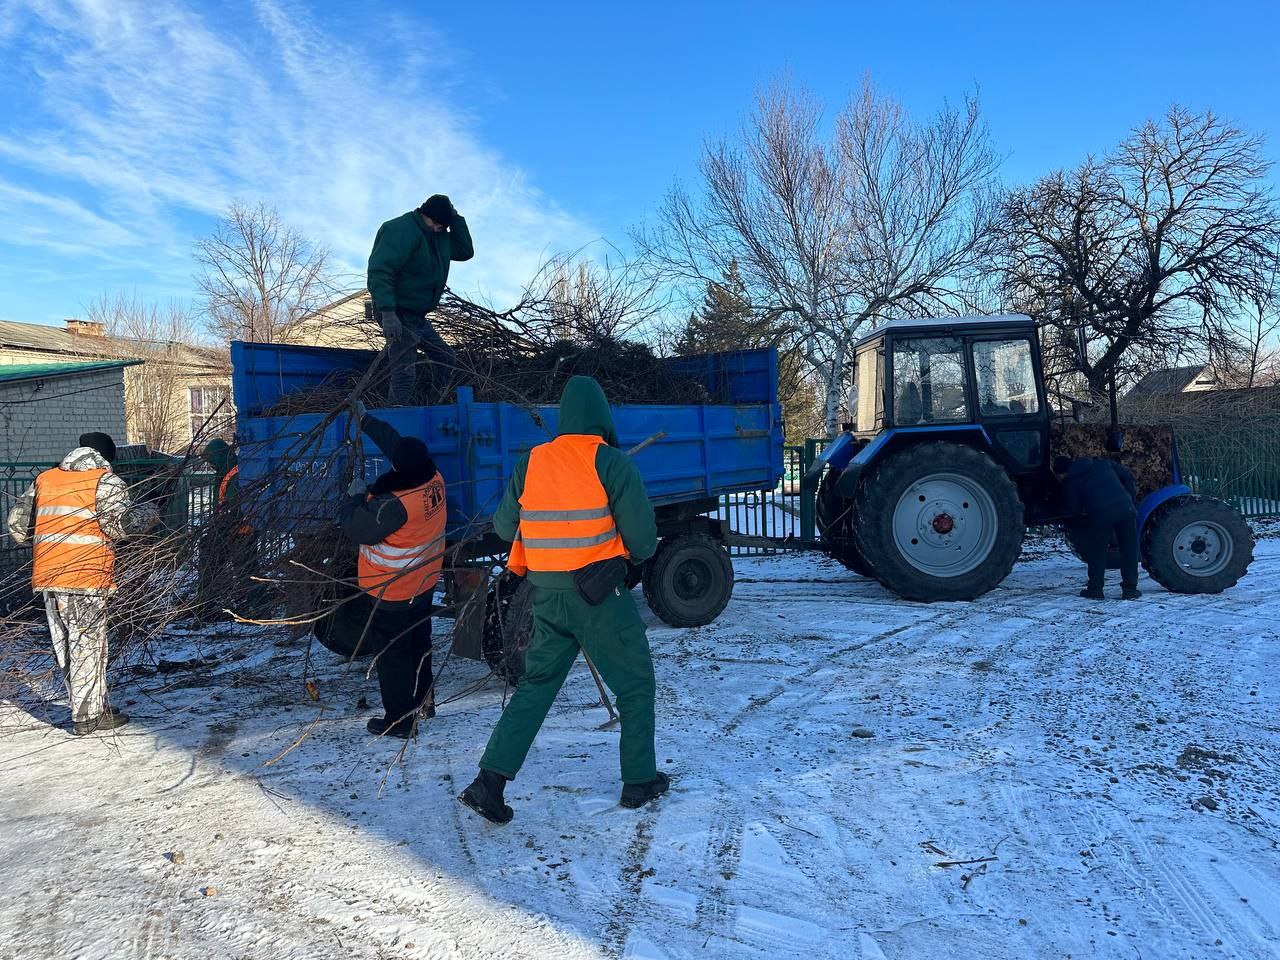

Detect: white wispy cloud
[0,0,594,306]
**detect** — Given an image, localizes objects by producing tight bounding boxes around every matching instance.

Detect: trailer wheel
[643,534,734,627]
[816,467,872,576]
[482,573,535,682]
[1142,496,1253,594]
[853,442,1024,602]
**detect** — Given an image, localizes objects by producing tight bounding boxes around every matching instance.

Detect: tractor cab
[849,313,1049,476]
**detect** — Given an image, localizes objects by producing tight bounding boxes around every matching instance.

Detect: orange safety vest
[357,473,447,602]
[507,435,628,576]
[31,467,116,592]
[217,465,252,535]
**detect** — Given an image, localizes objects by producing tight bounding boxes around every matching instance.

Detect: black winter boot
[1121,586,1142,600]
[367,716,414,739]
[72,711,130,736]
[459,770,514,824]
[1079,585,1105,600]
[621,771,671,809]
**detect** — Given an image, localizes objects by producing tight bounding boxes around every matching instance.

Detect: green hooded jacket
[494,376,658,589]
[203,438,238,506]
[366,211,474,314]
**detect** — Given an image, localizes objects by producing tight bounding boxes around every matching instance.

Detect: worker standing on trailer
[1054,455,1141,600]
[338,401,446,739]
[367,194,473,405]
[6,433,153,735]
[459,376,666,825]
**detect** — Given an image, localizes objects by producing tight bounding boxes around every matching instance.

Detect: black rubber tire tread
[642,533,734,627]
[852,442,1025,602]
[1141,495,1254,594]
[482,573,535,682]
[816,467,872,576]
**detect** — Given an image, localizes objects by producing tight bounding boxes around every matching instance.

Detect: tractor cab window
[891,337,968,425]
[973,339,1039,417]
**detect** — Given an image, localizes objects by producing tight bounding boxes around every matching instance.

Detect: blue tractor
[807,314,1254,602]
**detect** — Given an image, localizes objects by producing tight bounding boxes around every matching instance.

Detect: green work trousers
[480,584,657,784]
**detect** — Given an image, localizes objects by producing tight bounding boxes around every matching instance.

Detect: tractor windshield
[891,337,968,425]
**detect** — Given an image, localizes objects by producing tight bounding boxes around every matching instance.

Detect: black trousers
[329,592,434,732]
[1075,517,1139,590]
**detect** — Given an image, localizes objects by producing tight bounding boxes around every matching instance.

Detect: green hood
[556,376,618,447]
[203,438,236,472]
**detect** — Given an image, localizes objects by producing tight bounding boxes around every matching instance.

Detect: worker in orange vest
[460,376,664,825]
[197,438,259,617]
[6,433,153,735]
[338,402,446,739]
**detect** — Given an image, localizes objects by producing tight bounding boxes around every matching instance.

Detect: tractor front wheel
[1142,496,1253,594]
[853,443,1024,602]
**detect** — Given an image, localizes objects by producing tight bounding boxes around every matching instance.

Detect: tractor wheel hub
[931,513,955,535]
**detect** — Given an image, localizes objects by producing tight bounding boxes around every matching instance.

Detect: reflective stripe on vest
[31,466,115,592]
[357,473,447,601]
[218,465,238,503]
[507,434,627,575]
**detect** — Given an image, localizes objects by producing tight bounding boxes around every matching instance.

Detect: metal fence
[1179,434,1280,519]
[718,440,828,555]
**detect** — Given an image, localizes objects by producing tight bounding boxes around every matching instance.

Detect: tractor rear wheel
[643,533,734,627]
[817,468,872,576]
[482,573,535,682]
[1141,496,1253,594]
[853,442,1024,602]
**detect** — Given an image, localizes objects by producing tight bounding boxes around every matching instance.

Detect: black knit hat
[419,194,454,227]
[79,432,117,463]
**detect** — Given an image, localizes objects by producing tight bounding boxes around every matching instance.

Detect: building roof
[0,359,142,385]
[1124,365,1206,399]
[0,318,225,370]
[0,319,97,354]
[854,314,1035,350]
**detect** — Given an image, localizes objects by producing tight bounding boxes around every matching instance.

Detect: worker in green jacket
[197,438,259,618]
[366,194,474,405]
[460,376,667,824]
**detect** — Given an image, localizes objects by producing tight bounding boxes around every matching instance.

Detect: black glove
[379,309,402,341]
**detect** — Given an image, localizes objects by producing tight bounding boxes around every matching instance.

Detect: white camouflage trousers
[44,591,110,723]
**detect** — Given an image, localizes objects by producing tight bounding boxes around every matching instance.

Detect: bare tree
[1001,106,1280,398]
[86,293,211,451]
[636,76,1000,434]
[195,201,336,343]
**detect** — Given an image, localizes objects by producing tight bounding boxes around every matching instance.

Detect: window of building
[973,339,1039,417]
[190,385,234,440]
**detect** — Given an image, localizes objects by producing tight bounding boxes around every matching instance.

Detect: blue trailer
[229,340,784,669]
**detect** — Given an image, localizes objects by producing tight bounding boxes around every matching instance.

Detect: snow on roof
[854,314,1034,350]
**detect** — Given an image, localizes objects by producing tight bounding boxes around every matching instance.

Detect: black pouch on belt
[573,557,629,606]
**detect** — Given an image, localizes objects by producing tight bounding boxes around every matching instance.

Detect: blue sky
[1,0,1277,326]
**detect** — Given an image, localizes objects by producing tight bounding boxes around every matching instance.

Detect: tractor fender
[801,433,855,491]
[1137,484,1193,534]
[835,426,992,498]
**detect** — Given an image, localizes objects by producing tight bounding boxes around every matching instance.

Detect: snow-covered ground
[1,538,1278,959]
